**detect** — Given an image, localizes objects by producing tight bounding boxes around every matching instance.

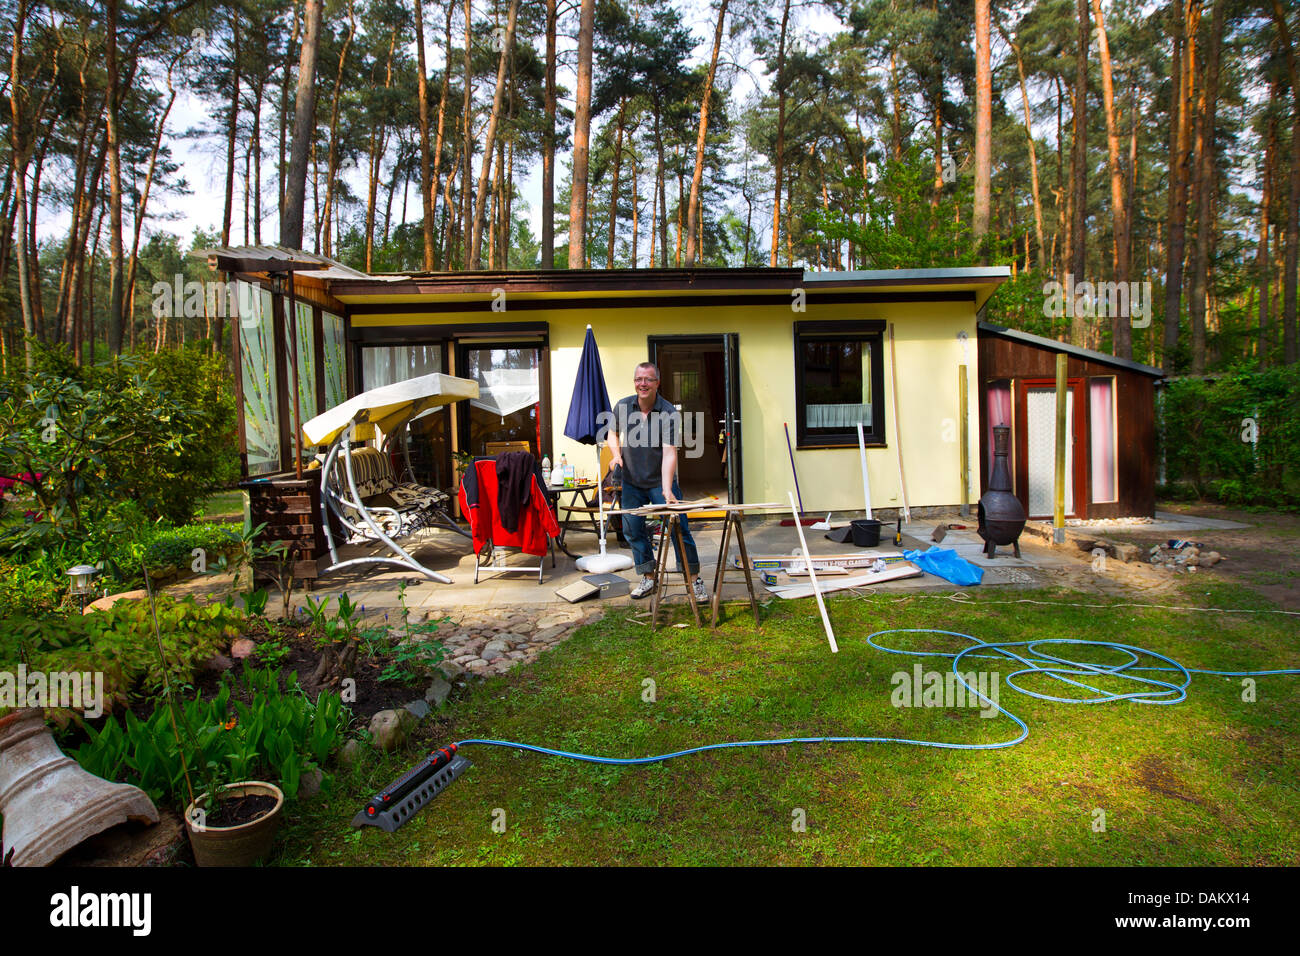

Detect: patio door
[648,334,742,503]
[455,340,546,459]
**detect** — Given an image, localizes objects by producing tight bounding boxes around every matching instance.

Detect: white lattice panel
[1026,388,1073,517]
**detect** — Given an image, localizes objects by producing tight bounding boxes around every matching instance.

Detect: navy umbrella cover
[563,325,613,446]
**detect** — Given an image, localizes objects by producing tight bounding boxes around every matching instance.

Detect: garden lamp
[66,564,100,611]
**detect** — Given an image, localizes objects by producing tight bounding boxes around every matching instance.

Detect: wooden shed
[977,321,1165,520]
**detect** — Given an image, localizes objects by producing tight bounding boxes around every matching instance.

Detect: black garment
[495,451,536,533]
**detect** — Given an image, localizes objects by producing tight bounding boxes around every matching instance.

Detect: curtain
[986,380,1012,482]
[362,345,442,389]
[469,349,539,418]
[238,281,280,475]
[1090,378,1117,503]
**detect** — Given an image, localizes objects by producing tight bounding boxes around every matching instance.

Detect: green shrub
[1159,364,1300,510]
[72,668,351,806]
[1,595,244,720]
[142,522,242,574]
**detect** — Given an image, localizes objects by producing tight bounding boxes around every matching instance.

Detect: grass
[197,490,246,521]
[277,580,1300,866]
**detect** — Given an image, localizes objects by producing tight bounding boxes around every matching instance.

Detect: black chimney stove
[978,424,1026,559]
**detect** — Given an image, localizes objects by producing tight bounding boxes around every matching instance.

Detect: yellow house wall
[352,298,981,514]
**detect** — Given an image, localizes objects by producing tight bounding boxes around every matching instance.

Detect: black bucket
[850,519,882,548]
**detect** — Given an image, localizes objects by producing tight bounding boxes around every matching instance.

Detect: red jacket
[458,458,561,557]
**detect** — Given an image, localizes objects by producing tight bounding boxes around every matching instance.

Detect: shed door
[1016,378,1087,520]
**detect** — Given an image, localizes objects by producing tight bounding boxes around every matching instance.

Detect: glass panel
[362,344,442,388]
[1026,387,1073,517]
[322,310,346,410]
[802,338,872,430]
[1090,378,1117,503]
[237,281,280,475]
[465,346,540,457]
[285,301,318,457]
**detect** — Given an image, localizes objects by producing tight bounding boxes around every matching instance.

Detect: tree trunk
[1272,0,1300,364]
[1163,0,1199,372]
[541,0,557,268]
[414,0,435,270]
[460,0,473,268]
[366,28,397,271]
[319,0,356,258]
[470,0,519,270]
[282,0,322,249]
[770,0,791,266]
[1089,0,1131,357]
[973,0,991,243]
[223,11,241,246]
[569,0,596,268]
[1259,76,1278,366]
[1068,0,1090,346]
[684,0,729,267]
[105,0,128,354]
[1187,0,1224,375]
[1003,27,1046,273]
[608,100,626,267]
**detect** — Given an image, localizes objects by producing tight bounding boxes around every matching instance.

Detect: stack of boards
[740,552,922,599]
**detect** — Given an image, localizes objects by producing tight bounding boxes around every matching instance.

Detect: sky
[37,0,846,265]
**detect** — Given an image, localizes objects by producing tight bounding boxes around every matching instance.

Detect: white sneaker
[630,574,657,599]
[692,577,709,604]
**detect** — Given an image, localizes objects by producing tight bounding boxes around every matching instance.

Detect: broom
[780,422,820,527]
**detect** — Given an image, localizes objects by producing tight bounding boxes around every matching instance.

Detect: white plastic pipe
[789,492,838,654]
[857,421,872,519]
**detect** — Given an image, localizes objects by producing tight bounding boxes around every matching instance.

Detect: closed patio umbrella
[564,325,633,572]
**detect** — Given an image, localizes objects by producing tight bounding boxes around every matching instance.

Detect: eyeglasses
[634,377,658,384]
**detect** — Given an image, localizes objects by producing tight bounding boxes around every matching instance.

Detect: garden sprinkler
[352,743,471,832]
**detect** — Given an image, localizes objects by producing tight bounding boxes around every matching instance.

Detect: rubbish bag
[902,546,984,586]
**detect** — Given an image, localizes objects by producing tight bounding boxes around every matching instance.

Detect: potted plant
[184,779,284,868]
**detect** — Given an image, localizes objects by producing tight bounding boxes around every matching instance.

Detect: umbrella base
[575,553,634,573]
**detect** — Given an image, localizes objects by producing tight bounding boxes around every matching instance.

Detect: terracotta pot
[185,780,284,867]
[0,708,158,866]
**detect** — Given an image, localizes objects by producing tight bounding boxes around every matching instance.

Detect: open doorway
[648,334,741,504]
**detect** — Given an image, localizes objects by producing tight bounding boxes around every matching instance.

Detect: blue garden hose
[453,628,1300,764]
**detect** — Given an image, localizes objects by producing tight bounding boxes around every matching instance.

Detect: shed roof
[978,321,1165,378]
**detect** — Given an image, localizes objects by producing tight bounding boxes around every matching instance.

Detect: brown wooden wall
[977,332,1158,518]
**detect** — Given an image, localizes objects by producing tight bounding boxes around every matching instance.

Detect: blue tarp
[902,546,984,586]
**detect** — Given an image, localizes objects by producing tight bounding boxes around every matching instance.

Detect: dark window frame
[793,320,887,449]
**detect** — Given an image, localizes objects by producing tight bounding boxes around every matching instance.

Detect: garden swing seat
[301,373,480,584]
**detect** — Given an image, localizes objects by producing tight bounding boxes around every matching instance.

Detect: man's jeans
[620,479,700,577]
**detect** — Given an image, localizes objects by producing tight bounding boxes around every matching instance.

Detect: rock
[536,614,571,631]
[452,654,479,667]
[200,653,235,674]
[1200,551,1223,567]
[83,589,148,614]
[1184,555,1200,567]
[339,739,363,766]
[464,659,489,674]
[404,699,430,721]
[231,638,257,659]
[483,639,511,653]
[481,648,504,662]
[368,709,416,752]
[507,650,527,660]
[534,625,568,644]
[436,660,464,681]
[1075,538,1099,552]
[299,767,324,800]
[464,638,487,654]
[425,676,453,707]
[1115,543,1141,563]
[490,659,515,674]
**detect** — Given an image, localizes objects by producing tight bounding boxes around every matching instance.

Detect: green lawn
[197,490,246,521]
[278,581,1300,866]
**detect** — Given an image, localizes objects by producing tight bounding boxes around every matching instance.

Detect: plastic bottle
[541,455,551,485]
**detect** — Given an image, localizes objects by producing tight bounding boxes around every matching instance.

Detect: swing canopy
[301,372,480,449]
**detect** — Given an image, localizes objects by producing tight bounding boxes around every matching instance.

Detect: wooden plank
[766,565,922,599]
[251,495,314,515]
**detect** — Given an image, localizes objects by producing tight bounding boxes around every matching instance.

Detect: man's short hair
[634,362,660,381]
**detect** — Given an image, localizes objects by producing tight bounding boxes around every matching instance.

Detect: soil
[1017,502,1300,609]
[203,793,278,828]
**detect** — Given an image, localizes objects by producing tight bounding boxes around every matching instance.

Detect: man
[605,362,708,602]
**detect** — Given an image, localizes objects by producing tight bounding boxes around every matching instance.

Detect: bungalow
[200,246,1160,580]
